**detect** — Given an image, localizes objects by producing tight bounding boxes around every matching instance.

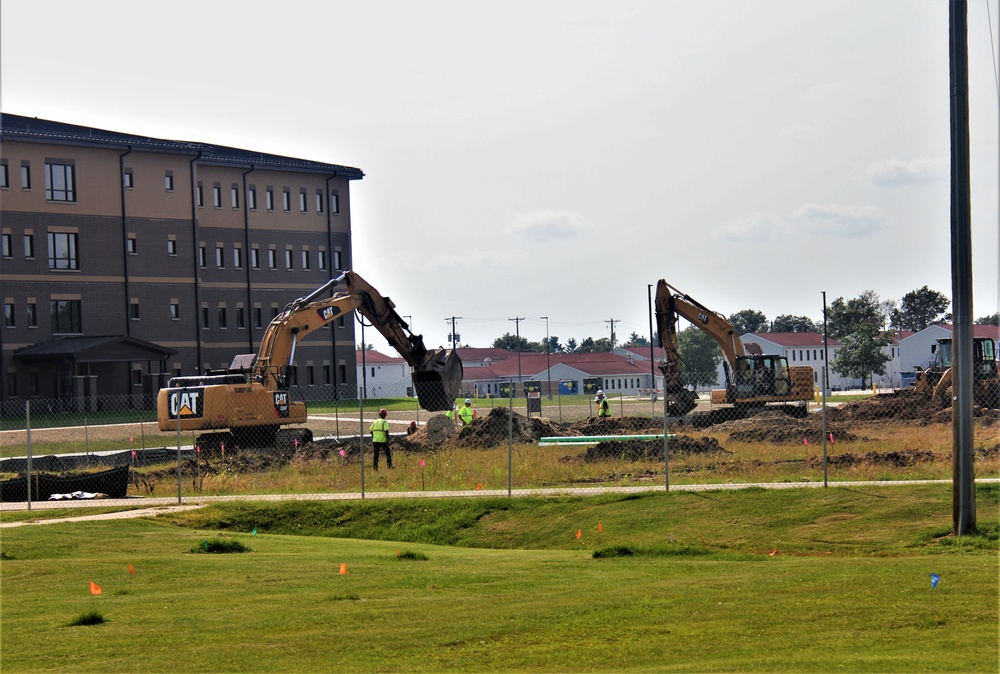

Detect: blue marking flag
[252,527,258,536]
[930,573,941,589]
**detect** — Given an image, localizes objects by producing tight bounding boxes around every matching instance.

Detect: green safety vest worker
[370,416,390,443]
[459,400,475,425]
[445,408,455,421]
[596,391,611,417]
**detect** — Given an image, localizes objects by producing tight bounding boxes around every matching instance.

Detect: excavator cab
[411,348,464,411]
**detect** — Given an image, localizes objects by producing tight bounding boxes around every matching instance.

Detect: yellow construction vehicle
[912,336,999,408]
[654,280,814,418]
[157,271,463,449]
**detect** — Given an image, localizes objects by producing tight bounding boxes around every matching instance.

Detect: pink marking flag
[419,459,425,468]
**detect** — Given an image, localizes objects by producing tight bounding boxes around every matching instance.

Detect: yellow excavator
[912,336,999,408]
[654,280,814,418]
[157,271,463,449]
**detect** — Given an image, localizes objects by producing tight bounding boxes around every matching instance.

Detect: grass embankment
[1,484,997,672]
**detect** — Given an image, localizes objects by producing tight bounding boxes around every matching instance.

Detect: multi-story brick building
[0,113,363,409]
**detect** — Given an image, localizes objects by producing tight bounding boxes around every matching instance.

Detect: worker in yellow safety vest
[596,390,611,417]
[370,408,392,470]
[458,398,475,425]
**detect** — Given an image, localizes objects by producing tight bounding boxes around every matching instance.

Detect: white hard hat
[465,398,472,404]
[596,390,604,396]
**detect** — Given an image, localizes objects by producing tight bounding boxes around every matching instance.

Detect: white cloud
[507,209,596,241]
[712,212,782,242]
[790,203,889,238]
[777,119,823,141]
[864,158,948,186]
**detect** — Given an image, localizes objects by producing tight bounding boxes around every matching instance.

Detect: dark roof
[13,336,176,363]
[0,113,363,179]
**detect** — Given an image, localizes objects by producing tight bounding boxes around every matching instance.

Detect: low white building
[355,350,412,399]
[898,323,1000,385]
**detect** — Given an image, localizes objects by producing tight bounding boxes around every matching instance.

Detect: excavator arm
[253,271,462,411]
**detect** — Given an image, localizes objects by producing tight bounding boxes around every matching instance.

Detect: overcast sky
[3,0,998,353]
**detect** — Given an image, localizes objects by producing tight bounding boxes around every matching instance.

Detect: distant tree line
[484,286,997,391]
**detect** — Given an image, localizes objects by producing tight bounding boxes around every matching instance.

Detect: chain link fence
[2,378,998,506]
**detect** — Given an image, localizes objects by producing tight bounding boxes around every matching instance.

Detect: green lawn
[1,483,997,672]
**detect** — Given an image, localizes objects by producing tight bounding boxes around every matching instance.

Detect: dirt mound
[819,448,939,467]
[565,416,667,436]
[826,389,945,423]
[452,408,567,449]
[581,435,729,462]
[389,415,460,453]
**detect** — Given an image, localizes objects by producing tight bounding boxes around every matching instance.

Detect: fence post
[507,380,513,497]
[84,415,90,469]
[25,400,33,511]
[359,395,365,499]
[821,368,828,488]
[662,386,670,492]
[177,397,183,504]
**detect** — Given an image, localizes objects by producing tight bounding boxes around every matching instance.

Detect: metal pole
[177,399,183,503]
[508,379,513,497]
[25,400,32,511]
[359,395,365,499]
[541,317,552,399]
[822,291,829,488]
[662,381,669,491]
[949,0,975,534]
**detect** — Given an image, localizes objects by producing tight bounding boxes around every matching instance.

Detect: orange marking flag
[129,563,135,575]
[89,582,102,595]
[575,529,582,539]
[339,563,347,575]
[598,522,604,533]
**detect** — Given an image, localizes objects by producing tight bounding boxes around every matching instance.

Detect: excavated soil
[580,435,730,463]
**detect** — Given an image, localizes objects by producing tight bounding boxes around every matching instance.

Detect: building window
[285,249,293,270]
[307,365,315,386]
[231,185,240,209]
[330,191,339,214]
[3,303,14,328]
[127,237,137,255]
[1,233,10,257]
[254,307,263,328]
[199,245,207,268]
[236,307,245,329]
[167,239,177,255]
[45,162,76,202]
[266,188,274,211]
[0,162,8,188]
[170,303,180,320]
[24,234,35,258]
[248,187,257,210]
[6,372,16,397]
[131,369,143,387]
[250,248,260,269]
[282,189,291,212]
[130,302,140,320]
[301,250,310,270]
[29,372,40,396]
[216,245,225,268]
[333,250,342,270]
[197,183,204,207]
[21,162,31,190]
[165,171,174,191]
[212,185,222,208]
[233,247,243,269]
[272,307,280,320]
[317,250,327,271]
[268,248,277,270]
[123,169,134,189]
[316,191,324,213]
[218,307,227,329]
[299,190,307,213]
[26,303,37,327]
[51,299,82,334]
[47,232,78,270]
[201,306,210,329]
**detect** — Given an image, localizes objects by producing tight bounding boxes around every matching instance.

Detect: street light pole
[647,284,656,389]
[540,316,551,399]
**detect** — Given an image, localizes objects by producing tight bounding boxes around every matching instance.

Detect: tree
[577,337,596,352]
[728,309,769,336]
[827,290,890,339]
[592,337,613,352]
[677,325,722,389]
[624,332,650,347]
[890,285,950,331]
[974,313,999,326]
[491,332,530,351]
[544,336,564,353]
[771,315,817,333]
[355,342,375,351]
[830,325,892,388]
[565,338,578,353]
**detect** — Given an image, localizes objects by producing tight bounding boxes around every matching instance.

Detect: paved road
[3,478,997,527]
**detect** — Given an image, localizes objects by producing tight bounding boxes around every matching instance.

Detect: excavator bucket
[412,349,464,411]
